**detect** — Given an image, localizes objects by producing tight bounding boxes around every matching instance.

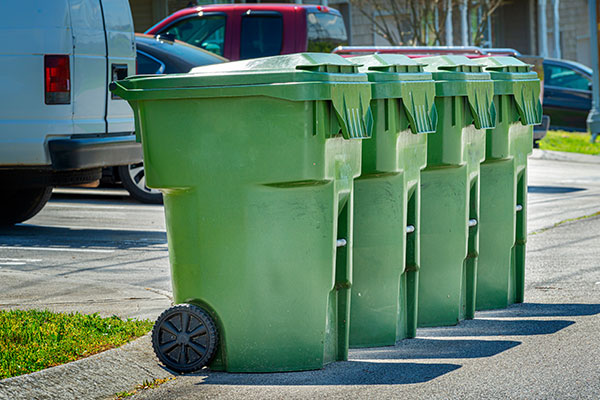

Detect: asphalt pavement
[0,190,171,321]
[0,149,599,399]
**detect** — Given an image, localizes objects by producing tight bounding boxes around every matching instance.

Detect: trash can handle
[400,81,438,134]
[330,85,373,139]
[466,83,496,130]
[513,80,543,126]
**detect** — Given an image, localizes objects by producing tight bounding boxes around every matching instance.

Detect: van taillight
[44,55,70,104]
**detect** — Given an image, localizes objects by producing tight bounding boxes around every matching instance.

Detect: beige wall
[129,0,195,33]
[555,0,589,65]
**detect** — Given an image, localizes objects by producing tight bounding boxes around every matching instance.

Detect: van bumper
[48,134,143,170]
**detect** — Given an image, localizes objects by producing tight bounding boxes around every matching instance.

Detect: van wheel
[118,163,162,204]
[1,186,53,226]
[152,304,219,373]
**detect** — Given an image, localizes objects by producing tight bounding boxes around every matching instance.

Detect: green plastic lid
[111,53,373,139]
[419,55,495,130]
[473,56,542,126]
[349,54,437,134]
[120,53,367,90]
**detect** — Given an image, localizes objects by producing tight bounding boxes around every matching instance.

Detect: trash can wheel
[151,304,218,373]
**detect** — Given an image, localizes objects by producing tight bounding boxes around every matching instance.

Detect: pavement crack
[144,287,173,301]
[530,210,600,235]
[0,297,167,306]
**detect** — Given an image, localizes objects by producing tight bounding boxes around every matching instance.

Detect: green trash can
[110,53,373,373]
[417,55,496,327]
[347,54,437,347]
[473,56,542,310]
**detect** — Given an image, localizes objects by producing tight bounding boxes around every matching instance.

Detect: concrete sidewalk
[129,214,600,400]
[1,149,599,400]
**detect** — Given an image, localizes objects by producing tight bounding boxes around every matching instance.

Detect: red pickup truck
[146,3,348,61]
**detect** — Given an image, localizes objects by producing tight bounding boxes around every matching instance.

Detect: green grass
[0,310,152,380]
[539,130,600,155]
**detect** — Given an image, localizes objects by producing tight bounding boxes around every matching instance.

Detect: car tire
[118,163,162,204]
[1,186,53,226]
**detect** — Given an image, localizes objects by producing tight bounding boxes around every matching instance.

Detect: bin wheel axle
[151,304,218,373]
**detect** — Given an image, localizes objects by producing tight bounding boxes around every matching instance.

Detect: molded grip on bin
[296,63,360,74]
[513,80,543,126]
[466,81,496,130]
[330,84,373,139]
[400,81,438,134]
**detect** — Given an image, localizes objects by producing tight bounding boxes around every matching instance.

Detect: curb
[530,149,600,164]
[0,334,174,400]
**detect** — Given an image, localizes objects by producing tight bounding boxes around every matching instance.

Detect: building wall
[129,0,157,32]
[492,0,534,55]
[556,0,589,65]
[129,0,196,33]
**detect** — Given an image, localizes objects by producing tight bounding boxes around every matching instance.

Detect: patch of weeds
[114,377,175,399]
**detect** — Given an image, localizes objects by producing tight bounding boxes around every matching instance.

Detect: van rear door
[68,0,107,135]
[101,0,135,134]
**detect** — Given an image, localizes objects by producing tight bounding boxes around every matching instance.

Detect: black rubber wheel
[118,163,162,204]
[151,304,218,373]
[0,186,53,226]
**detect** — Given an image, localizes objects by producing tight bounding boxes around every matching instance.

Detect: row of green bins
[474,57,542,310]
[111,53,373,373]
[417,55,496,327]
[111,52,541,374]
[347,54,437,347]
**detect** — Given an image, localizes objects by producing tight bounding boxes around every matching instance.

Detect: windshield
[307,11,348,53]
[160,14,227,56]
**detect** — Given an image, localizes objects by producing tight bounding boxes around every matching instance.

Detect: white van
[0,0,139,225]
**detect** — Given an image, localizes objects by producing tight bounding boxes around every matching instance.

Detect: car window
[240,14,283,59]
[155,40,226,70]
[136,51,164,74]
[162,14,226,56]
[544,64,590,91]
[307,11,348,53]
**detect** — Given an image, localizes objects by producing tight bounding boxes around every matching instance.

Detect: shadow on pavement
[51,190,136,204]
[0,224,166,250]
[196,361,460,386]
[350,338,520,360]
[477,303,600,318]
[418,318,574,337]
[527,185,586,194]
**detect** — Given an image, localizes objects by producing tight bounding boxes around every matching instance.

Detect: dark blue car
[543,59,592,132]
